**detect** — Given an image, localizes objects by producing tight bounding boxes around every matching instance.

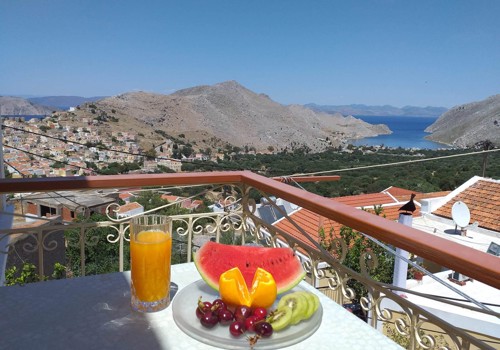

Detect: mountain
[305,103,448,117]
[28,96,107,110]
[0,96,55,115]
[73,81,391,153]
[424,94,500,147]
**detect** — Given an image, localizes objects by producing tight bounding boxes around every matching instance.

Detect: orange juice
[131,230,172,302]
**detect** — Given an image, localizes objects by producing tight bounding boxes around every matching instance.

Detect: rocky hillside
[425,94,500,147]
[0,96,55,115]
[81,81,391,153]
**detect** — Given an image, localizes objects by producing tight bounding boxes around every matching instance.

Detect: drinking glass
[130,215,172,312]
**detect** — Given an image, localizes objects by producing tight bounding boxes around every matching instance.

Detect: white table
[0,263,402,349]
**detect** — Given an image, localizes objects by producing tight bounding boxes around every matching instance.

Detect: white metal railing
[0,175,499,349]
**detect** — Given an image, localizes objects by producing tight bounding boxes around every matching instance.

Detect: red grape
[255,321,273,337]
[200,312,218,328]
[234,305,252,321]
[212,299,227,311]
[252,307,267,320]
[218,309,234,326]
[244,315,260,332]
[229,320,246,337]
[196,298,212,319]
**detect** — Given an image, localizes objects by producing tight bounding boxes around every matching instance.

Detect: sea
[351,115,450,150]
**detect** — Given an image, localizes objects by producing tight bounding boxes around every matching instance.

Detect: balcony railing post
[241,184,251,245]
[241,225,246,245]
[369,290,379,330]
[80,226,85,276]
[118,223,124,272]
[409,313,417,350]
[186,216,193,263]
[37,230,45,280]
[215,215,221,243]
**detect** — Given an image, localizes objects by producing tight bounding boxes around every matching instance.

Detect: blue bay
[351,115,450,150]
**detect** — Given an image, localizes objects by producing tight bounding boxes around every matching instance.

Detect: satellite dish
[452,201,471,228]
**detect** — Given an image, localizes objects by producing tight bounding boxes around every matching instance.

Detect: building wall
[26,202,38,216]
[61,207,75,221]
[25,202,111,222]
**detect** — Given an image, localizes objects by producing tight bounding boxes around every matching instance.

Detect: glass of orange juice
[130,215,172,312]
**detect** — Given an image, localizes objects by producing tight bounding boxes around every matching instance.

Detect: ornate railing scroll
[239,184,497,350]
[0,217,66,281]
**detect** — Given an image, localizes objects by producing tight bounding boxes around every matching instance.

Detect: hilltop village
[2,114,205,177]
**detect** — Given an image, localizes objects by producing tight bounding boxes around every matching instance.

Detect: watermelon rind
[193,242,306,294]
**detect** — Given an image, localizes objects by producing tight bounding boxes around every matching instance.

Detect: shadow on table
[91,276,179,349]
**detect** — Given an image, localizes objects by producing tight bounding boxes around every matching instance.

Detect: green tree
[320,208,395,302]
[4,262,66,286]
[52,161,66,168]
[65,213,129,276]
[39,125,50,132]
[181,145,194,158]
[145,148,157,160]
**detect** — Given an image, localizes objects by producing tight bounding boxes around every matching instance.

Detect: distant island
[305,103,448,117]
[28,96,107,110]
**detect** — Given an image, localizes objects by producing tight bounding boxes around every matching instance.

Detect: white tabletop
[0,263,402,349]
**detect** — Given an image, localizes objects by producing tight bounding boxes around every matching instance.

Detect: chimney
[393,213,412,290]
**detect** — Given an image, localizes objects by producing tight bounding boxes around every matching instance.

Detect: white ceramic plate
[172,279,323,349]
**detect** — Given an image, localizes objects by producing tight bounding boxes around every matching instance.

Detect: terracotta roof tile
[119,192,133,200]
[118,202,143,213]
[275,192,417,252]
[161,194,182,202]
[331,193,397,207]
[393,191,451,203]
[433,179,500,232]
[383,186,420,197]
[364,204,420,221]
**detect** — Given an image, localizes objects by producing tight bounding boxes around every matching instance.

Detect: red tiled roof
[383,186,419,197]
[118,202,143,213]
[119,192,133,200]
[161,194,182,202]
[189,199,203,209]
[275,209,343,252]
[332,193,396,207]
[364,204,420,221]
[433,179,500,232]
[275,192,416,251]
[392,191,451,204]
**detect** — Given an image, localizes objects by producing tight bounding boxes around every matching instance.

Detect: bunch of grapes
[195,297,273,338]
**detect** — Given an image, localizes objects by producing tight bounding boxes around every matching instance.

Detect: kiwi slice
[294,292,316,320]
[310,293,320,313]
[277,292,309,325]
[267,305,293,331]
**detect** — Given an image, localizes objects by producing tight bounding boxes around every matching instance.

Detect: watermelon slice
[194,242,306,294]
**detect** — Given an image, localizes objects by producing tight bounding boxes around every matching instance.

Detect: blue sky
[1,0,499,107]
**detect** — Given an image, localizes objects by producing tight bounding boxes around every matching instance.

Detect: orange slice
[219,267,277,309]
